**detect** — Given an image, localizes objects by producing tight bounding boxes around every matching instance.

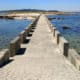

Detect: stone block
[59,36,69,56]
[10,36,20,57]
[0,49,10,66]
[19,31,26,43]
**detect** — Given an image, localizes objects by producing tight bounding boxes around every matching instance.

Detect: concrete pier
[0,15,80,80]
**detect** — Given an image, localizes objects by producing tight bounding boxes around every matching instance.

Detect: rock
[48,17,56,20]
[62,26,71,29]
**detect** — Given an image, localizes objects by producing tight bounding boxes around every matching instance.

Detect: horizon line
[0,9,80,12]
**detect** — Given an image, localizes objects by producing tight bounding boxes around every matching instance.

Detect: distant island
[0,9,64,15]
[0,9,59,12]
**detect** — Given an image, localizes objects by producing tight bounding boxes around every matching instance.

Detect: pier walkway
[0,15,80,80]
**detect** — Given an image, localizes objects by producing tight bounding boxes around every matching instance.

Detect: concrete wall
[46,16,69,56]
[46,15,80,71]
[0,15,39,67]
[9,18,39,57]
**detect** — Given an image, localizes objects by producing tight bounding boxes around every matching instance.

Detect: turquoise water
[48,14,80,54]
[0,19,31,50]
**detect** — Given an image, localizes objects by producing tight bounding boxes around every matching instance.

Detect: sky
[0,0,80,11]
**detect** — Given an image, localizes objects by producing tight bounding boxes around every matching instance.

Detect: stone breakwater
[0,14,80,80]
